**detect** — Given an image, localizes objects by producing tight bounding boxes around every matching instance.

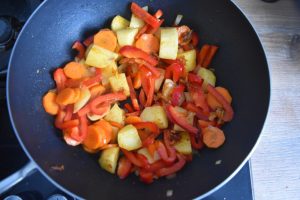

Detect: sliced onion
[174,14,183,26]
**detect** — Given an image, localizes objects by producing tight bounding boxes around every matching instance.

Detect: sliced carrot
[83,145,99,153]
[61,119,80,129]
[202,126,225,148]
[70,88,81,104]
[109,121,124,129]
[90,84,106,99]
[207,87,232,110]
[43,91,59,115]
[125,116,142,124]
[135,34,159,54]
[63,62,87,79]
[99,144,118,150]
[55,88,76,106]
[94,29,117,52]
[83,125,111,150]
[94,119,113,137]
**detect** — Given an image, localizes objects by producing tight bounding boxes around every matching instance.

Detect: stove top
[0,0,254,199]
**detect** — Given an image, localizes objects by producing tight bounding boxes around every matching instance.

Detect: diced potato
[104,103,125,125]
[111,15,130,31]
[101,62,118,86]
[184,92,192,102]
[137,148,160,164]
[162,79,176,99]
[129,6,148,28]
[85,44,119,68]
[140,106,168,129]
[98,147,120,174]
[174,109,195,131]
[116,28,139,47]
[108,73,130,96]
[155,68,165,92]
[197,67,216,89]
[177,49,196,72]
[159,28,178,59]
[73,88,91,113]
[118,124,142,151]
[174,132,192,154]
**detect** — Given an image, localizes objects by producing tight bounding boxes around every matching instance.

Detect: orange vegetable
[94,119,113,137]
[109,121,124,129]
[70,88,81,104]
[93,29,117,52]
[135,34,159,54]
[42,91,59,115]
[55,88,76,106]
[83,145,99,154]
[63,62,87,79]
[202,45,218,68]
[133,72,142,89]
[125,116,142,124]
[202,126,225,148]
[90,84,106,99]
[147,143,156,157]
[206,87,232,110]
[83,124,111,150]
[99,144,118,150]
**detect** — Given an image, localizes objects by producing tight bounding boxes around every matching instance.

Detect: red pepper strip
[162,58,183,65]
[77,104,91,117]
[191,32,199,47]
[197,44,211,67]
[189,132,204,150]
[189,85,210,114]
[188,73,203,85]
[163,130,177,161]
[144,160,169,172]
[139,62,161,79]
[183,102,209,120]
[122,149,145,168]
[126,76,140,111]
[53,68,67,92]
[117,157,132,179]
[90,92,127,113]
[139,89,146,108]
[165,63,184,83]
[133,72,142,89]
[139,169,154,184]
[202,45,218,68]
[145,77,155,107]
[183,154,193,162]
[131,3,161,28]
[90,102,111,116]
[147,19,164,34]
[82,69,102,87]
[63,127,81,146]
[156,154,186,177]
[119,46,158,66]
[124,103,134,113]
[125,111,141,117]
[70,115,88,142]
[198,120,216,128]
[64,105,73,121]
[55,110,66,129]
[61,119,80,129]
[133,122,160,135]
[72,41,85,59]
[207,84,234,122]
[166,105,199,135]
[135,24,150,39]
[154,9,163,19]
[136,154,150,167]
[156,141,176,164]
[182,44,194,51]
[171,84,185,106]
[83,35,93,47]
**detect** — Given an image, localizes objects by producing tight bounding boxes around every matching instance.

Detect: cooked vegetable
[104,103,125,125]
[43,2,234,184]
[140,106,168,129]
[159,28,178,59]
[99,147,120,173]
[118,124,142,151]
[111,15,130,31]
[85,44,119,68]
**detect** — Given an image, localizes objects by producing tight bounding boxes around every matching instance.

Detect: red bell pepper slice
[189,132,204,150]
[131,3,161,28]
[70,115,88,142]
[60,119,80,129]
[81,71,102,88]
[83,35,93,47]
[126,76,140,111]
[156,141,176,164]
[147,19,164,34]
[133,122,160,135]
[139,89,146,108]
[165,105,199,135]
[53,68,67,92]
[119,46,158,66]
[122,149,145,168]
[55,110,66,129]
[171,84,185,106]
[156,154,186,177]
[189,85,210,114]
[207,84,234,122]
[90,92,127,114]
[72,41,85,59]
[139,169,154,184]
[191,32,199,47]
[63,127,81,146]
[90,102,111,116]
[117,157,132,179]
[165,63,184,83]
[145,76,155,107]
[188,73,203,85]
[144,160,169,172]
[125,111,141,117]
[202,45,218,68]
[183,102,209,120]
[64,105,74,121]
[124,103,134,113]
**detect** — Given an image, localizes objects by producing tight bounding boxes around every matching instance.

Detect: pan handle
[0,161,36,194]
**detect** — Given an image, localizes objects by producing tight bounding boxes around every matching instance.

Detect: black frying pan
[6,0,270,199]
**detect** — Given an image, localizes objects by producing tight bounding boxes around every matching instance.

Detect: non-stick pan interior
[7,0,270,199]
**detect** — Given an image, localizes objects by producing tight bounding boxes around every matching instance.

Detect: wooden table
[231,0,300,199]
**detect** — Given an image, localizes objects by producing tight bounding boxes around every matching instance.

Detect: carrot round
[202,126,225,148]
[83,125,111,150]
[90,84,106,99]
[70,88,81,104]
[135,34,159,54]
[43,91,59,115]
[94,29,117,52]
[109,121,124,129]
[125,116,142,124]
[83,145,99,154]
[55,88,76,106]
[207,87,232,110]
[94,119,113,137]
[63,62,86,79]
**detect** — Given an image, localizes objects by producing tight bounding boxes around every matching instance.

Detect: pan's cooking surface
[7,0,270,199]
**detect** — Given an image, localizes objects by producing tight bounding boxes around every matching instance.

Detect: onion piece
[174,14,183,26]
